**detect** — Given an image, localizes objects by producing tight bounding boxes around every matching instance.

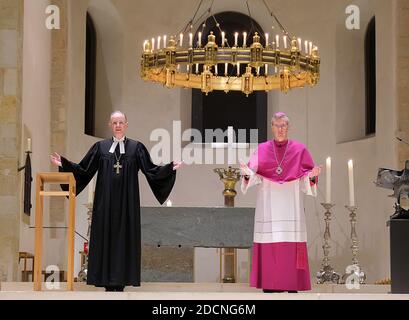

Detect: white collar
[109,136,126,154]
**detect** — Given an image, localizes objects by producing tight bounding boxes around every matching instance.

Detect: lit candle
[265,33,269,47]
[189,33,193,47]
[198,32,202,47]
[297,38,302,50]
[283,35,287,49]
[151,38,155,51]
[179,33,183,47]
[326,157,331,204]
[265,64,268,75]
[276,35,280,48]
[88,179,94,204]
[166,199,172,207]
[27,138,31,152]
[221,31,225,47]
[163,35,167,48]
[225,63,228,75]
[234,32,238,46]
[243,32,247,47]
[348,160,355,206]
[237,62,240,76]
[304,40,308,54]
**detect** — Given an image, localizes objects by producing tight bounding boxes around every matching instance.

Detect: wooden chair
[33,172,76,291]
[19,251,35,282]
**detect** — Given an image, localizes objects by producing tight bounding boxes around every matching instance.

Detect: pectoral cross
[114,161,122,174]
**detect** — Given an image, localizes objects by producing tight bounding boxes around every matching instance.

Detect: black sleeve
[58,142,100,196]
[137,142,176,204]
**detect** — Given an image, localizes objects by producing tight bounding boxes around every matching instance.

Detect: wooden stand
[33,172,76,291]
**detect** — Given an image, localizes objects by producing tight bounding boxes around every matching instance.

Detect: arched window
[84,12,96,136]
[191,11,267,143]
[365,16,376,135]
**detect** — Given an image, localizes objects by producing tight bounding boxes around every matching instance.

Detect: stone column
[0,0,23,281]
[397,0,409,167]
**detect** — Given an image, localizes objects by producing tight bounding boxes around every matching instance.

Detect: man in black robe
[50,111,182,291]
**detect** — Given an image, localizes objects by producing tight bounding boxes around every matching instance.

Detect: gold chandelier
[140,1,320,96]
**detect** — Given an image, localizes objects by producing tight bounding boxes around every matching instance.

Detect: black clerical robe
[59,138,176,287]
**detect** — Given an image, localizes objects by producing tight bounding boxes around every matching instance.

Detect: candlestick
[265,33,269,47]
[179,33,183,47]
[341,205,366,285]
[316,203,340,284]
[243,32,247,47]
[234,32,238,47]
[221,31,225,47]
[27,138,32,152]
[326,157,331,204]
[189,33,193,47]
[348,160,355,206]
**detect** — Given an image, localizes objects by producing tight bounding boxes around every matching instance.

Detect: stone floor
[0,282,408,300]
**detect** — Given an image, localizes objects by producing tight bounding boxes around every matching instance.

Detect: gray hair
[110,110,128,122]
[271,112,290,125]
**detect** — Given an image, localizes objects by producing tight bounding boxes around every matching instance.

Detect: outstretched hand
[173,160,184,170]
[309,165,323,178]
[50,152,62,167]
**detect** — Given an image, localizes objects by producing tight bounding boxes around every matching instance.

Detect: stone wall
[397,0,409,167]
[0,0,23,281]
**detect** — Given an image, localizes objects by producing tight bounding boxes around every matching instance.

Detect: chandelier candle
[243,32,247,47]
[234,32,238,47]
[283,35,287,48]
[189,33,192,47]
[198,32,202,47]
[221,31,225,47]
[163,35,167,48]
[265,33,269,47]
[298,38,302,51]
[276,34,280,48]
[157,36,161,50]
[179,33,183,47]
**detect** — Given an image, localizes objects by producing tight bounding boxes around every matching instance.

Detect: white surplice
[241,166,317,243]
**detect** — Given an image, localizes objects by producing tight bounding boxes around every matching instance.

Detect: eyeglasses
[272,124,288,130]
